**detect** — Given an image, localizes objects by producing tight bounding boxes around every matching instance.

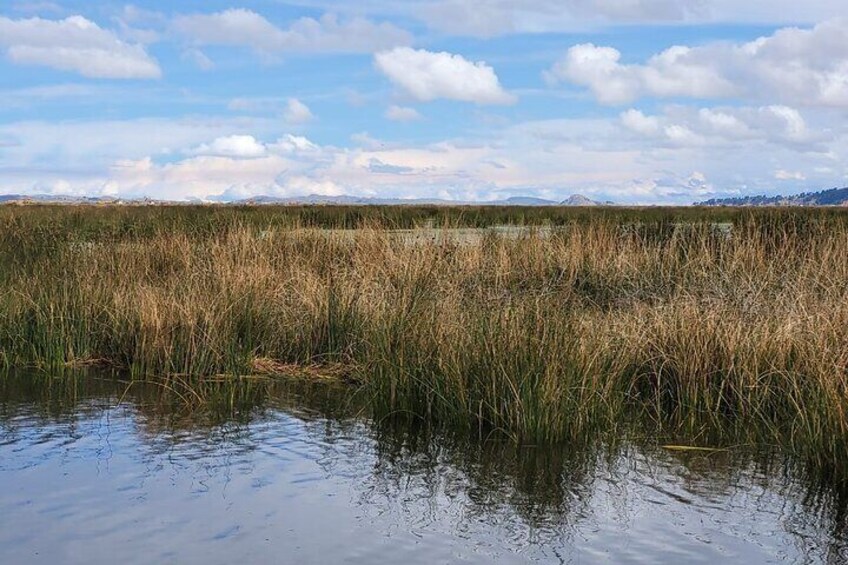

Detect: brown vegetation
[1,205,847,471]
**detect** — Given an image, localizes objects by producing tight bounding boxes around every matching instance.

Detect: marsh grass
[1,205,848,473]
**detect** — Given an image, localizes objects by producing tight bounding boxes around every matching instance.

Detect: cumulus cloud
[0,15,161,79]
[284,98,314,123]
[172,10,411,54]
[384,105,423,121]
[547,43,734,104]
[190,135,268,158]
[548,18,848,107]
[620,108,662,136]
[374,47,516,104]
[619,105,824,149]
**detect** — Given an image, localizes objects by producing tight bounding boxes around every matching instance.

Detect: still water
[1,375,845,564]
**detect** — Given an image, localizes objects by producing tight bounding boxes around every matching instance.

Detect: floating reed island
[1,205,848,471]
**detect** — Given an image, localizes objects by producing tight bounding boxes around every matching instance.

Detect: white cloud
[548,18,848,107]
[384,105,423,121]
[417,0,697,36]
[105,133,331,201]
[619,105,824,148]
[374,47,516,104]
[291,0,848,36]
[270,134,320,153]
[547,43,734,104]
[113,6,163,45]
[172,10,411,54]
[3,108,846,204]
[0,15,161,79]
[172,9,282,53]
[190,135,268,158]
[109,154,295,200]
[620,108,661,136]
[0,117,715,202]
[284,98,314,124]
[0,116,280,174]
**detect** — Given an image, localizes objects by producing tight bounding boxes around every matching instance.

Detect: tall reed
[1,205,847,471]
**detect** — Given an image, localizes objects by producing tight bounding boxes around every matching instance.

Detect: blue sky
[1,1,847,203]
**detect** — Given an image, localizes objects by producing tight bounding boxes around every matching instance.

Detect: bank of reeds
[1,205,847,470]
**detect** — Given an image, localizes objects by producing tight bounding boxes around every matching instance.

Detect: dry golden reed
[1,205,847,470]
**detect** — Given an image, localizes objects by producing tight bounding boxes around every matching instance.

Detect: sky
[0,1,847,204]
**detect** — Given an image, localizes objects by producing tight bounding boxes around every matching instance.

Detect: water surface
[0,374,845,564]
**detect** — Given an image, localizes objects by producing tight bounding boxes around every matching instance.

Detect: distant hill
[697,187,848,206]
[560,194,613,206]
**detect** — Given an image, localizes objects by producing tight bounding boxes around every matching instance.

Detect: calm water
[1,375,846,564]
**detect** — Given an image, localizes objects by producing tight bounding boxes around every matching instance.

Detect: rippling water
[0,374,845,564]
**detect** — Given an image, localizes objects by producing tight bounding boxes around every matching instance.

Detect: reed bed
[1,205,847,471]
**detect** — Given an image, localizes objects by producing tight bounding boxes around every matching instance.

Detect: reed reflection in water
[0,373,846,564]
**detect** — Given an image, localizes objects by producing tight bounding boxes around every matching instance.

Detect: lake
[1,374,845,564]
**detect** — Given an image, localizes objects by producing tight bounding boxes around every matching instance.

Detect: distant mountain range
[697,187,848,206]
[0,194,121,204]
[234,194,613,206]
[0,193,613,206]
[5,188,848,206]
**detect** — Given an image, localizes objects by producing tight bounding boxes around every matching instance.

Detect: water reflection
[1,373,846,564]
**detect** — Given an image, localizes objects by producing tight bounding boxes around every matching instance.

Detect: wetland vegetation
[2,204,848,480]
